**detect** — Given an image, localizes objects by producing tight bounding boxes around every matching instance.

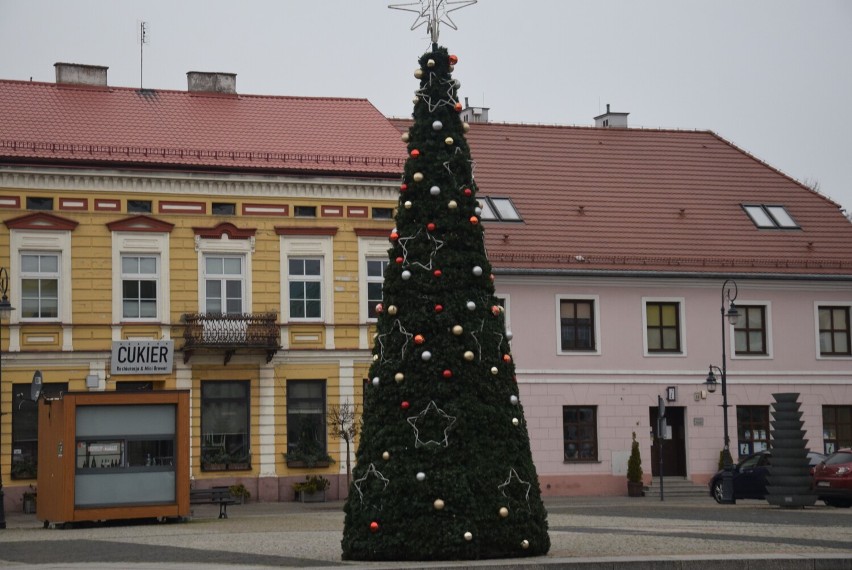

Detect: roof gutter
[493,268,852,282]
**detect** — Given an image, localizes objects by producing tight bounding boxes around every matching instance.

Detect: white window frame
[196,235,253,315]
[495,293,511,333]
[19,252,60,320]
[814,301,852,360]
[358,237,390,324]
[556,294,601,356]
[641,297,687,357]
[281,236,333,323]
[203,254,246,315]
[111,232,170,323]
[731,300,773,360]
[10,230,71,326]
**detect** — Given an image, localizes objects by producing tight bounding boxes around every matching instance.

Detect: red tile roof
[0,80,406,176]
[391,119,852,276]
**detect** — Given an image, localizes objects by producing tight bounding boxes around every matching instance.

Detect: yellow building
[0,64,404,504]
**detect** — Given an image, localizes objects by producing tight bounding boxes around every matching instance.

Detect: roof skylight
[743,204,799,229]
[479,197,522,222]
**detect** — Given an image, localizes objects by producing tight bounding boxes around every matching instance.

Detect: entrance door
[649,406,686,477]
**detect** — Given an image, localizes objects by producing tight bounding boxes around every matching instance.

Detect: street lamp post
[705,279,739,505]
[0,267,15,529]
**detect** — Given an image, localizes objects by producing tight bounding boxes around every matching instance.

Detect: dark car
[708,450,827,504]
[813,448,852,508]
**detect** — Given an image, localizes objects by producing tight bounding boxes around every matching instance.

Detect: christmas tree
[341,4,550,562]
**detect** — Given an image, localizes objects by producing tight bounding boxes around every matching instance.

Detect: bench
[190,487,237,519]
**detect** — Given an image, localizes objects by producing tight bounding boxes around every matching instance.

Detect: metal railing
[182,312,280,364]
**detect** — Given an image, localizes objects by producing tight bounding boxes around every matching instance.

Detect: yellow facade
[0,169,396,502]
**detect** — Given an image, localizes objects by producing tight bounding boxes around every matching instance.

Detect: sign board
[666,386,677,402]
[111,340,174,375]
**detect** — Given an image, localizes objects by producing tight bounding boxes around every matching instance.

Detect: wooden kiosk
[37,390,190,526]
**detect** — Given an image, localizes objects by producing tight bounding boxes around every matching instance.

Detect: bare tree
[328,400,358,487]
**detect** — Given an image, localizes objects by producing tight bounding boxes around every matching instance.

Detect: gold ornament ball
[414,68,424,79]
[452,325,463,335]
[395,372,405,383]
[372,354,379,362]
[413,172,424,182]
[388,305,398,315]
[499,507,509,518]
[463,122,470,132]
[512,417,520,426]
[404,201,412,209]
[464,350,475,361]
[491,366,499,375]
[521,540,530,550]
[401,132,410,143]
[427,58,436,67]
[382,451,390,460]
[464,532,473,542]
[444,137,454,145]
[448,200,458,210]
[412,96,419,105]
[433,499,445,510]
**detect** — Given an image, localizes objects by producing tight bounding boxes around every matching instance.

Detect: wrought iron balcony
[182,312,280,364]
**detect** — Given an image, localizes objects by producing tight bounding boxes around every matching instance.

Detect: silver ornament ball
[432,120,443,131]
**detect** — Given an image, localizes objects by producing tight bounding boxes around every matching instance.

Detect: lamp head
[705,367,718,393]
[726,302,740,326]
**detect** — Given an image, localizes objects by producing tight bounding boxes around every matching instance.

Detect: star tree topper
[389,0,477,43]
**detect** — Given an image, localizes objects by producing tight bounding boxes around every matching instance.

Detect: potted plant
[22,485,37,514]
[293,475,330,503]
[229,483,251,504]
[627,432,644,497]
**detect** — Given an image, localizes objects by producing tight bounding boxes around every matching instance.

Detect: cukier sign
[111,340,174,375]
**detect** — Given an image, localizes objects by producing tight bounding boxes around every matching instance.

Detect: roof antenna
[138,21,149,90]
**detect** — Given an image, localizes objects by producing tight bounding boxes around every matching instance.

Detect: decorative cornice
[275,227,338,236]
[193,222,257,239]
[106,215,175,233]
[0,167,399,202]
[4,211,79,231]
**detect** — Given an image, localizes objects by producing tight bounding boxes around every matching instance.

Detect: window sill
[286,460,331,469]
[563,459,600,464]
[201,463,252,472]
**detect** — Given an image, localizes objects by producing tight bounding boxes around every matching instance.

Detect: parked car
[708,450,827,504]
[813,448,852,508]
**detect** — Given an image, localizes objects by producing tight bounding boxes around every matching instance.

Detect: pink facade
[496,276,852,496]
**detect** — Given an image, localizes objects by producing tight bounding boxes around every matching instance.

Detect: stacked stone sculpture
[765,393,817,508]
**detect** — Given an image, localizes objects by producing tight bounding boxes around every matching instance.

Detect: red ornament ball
[464,188,472,197]
[454,102,463,112]
[449,54,459,65]
[427,222,436,232]
[410,149,420,158]
[503,354,512,363]
[435,304,443,313]
[370,521,379,533]
[396,256,404,264]
[433,269,442,277]
[376,303,384,314]
[400,183,408,192]
[414,334,425,345]
[390,232,399,241]
[470,216,479,225]
[401,400,410,410]
[442,369,453,379]
[491,305,501,316]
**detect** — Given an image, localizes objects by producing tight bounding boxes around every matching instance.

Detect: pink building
[396,107,852,496]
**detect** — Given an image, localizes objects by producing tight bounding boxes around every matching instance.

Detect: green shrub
[627,432,643,483]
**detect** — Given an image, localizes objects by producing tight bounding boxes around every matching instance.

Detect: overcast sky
[1,0,850,214]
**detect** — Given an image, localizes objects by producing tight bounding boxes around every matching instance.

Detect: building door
[649,406,686,477]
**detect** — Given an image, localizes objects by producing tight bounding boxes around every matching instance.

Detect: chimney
[594,103,629,128]
[460,96,489,124]
[54,63,108,87]
[187,71,237,94]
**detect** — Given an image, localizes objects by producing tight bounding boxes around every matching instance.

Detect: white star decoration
[353,463,390,509]
[407,400,457,448]
[398,228,445,270]
[416,72,459,112]
[377,319,414,363]
[389,0,478,43]
[498,467,532,512]
[470,318,505,361]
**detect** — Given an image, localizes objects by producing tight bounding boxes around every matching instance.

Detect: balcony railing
[182,312,280,364]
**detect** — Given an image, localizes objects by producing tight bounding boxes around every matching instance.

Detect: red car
[813,448,852,508]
